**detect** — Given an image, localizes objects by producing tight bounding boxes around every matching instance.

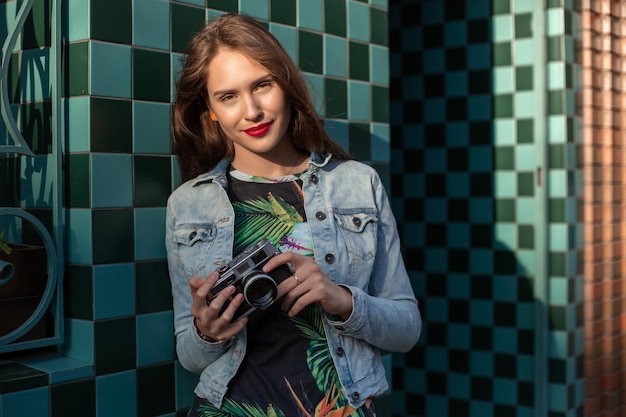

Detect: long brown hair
[172,13,351,182]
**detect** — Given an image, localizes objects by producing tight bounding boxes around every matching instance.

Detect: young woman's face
[206,49,292,160]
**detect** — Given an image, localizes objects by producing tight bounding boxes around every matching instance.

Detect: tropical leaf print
[197,397,286,417]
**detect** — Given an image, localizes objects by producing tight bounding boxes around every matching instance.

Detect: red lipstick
[244,122,272,137]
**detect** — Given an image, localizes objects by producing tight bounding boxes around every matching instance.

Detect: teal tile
[178,0,205,5]
[443,20,467,47]
[90,97,132,153]
[65,0,89,41]
[324,119,349,151]
[348,2,369,42]
[269,23,297,64]
[325,78,347,119]
[270,0,295,24]
[371,123,389,163]
[92,209,134,264]
[370,7,387,45]
[494,171,516,197]
[348,81,372,120]
[133,0,170,50]
[370,45,388,84]
[175,362,200,410]
[513,39,534,65]
[132,48,170,102]
[492,15,513,42]
[372,85,388,123]
[66,154,90,209]
[91,0,132,44]
[94,317,136,375]
[136,312,174,366]
[63,41,89,97]
[91,41,132,98]
[66,97,90,152]
[0,363,48,395]
[22,0,51,49]
[299,30,323,74]
[133,101,171,154]
[137,363,175,417]
[59,318,95,364]
[493,67,514,93]
[133,155,172,207]
[135,261,173,314]
[304,73,324,115]
[171,3,206,53]
[21,48,50,101]
[64,265,93,320]
[96,371,137,417]
[20,355,93,385]
[324,35,347,78]
[1,387,49,417]
[240,0,269,20]
[349,122,371,160]
[134,207,167,260]
[66,209,92,264]
[298,0,322,31]
[93,263,135,320]
[349,41,369,81]
[324,0,346,37]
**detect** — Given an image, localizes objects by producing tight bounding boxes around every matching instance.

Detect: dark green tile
[349,41,369,81]
[0,156,20,206]
[208,0,238,12]
[22,0,51,49]
[132,48,170,102]
[547,0,562,6]
[372,85,388,123]
[324,0,346,37]
[92,209,134,264]
[94,317,136,375]
[515,14,532,39]
[370,8,388,46]
[90,97,132,153]
[548,90,564,115]
[325,78,347,118]
[549,198,565,223]
[21,101,52,154]
[65,153,90,208]
[0,363,48,394]
[8,52,20,103]
[518,225,534,249]
[63,41,89,97]
[50,379,95,417]
[299,30,323,74]
[64,265,94,320]
[548,253,566,277]
[547,36,562,61]
[565,62,573,88]
[515,66,533,91]
[564,10,572,35]
[22,208,53,246]
[494,146,514,170]
[493,94,513,118]
[349,122,371,161]
[133,156,172,207]
[137,363,175,417]
[517,172,534,196]
[493,42,511,66]
[492,0,510,14]
[136,261,173,314]
[516,119,533,144]
[495,199,515,222]
[549,144,565,169]
[171,3,206,53]
[90,0,131,44]
[271,0,296,25]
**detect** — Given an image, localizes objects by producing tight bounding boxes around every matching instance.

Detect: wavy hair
[172,13,351,182]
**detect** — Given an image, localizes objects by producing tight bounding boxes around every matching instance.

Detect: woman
[166,13,421,417]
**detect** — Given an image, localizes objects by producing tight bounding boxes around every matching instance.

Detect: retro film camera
[207,238,294,320]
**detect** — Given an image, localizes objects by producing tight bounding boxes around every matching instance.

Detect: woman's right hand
[189,271,249,342]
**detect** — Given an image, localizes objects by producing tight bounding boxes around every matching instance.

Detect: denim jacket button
[315,211,326,220]
[336,346,344,356]
[324,253,335,264]
[310,174,318,184]
[352,217,361,227]
[188,230,197,240]
[351,392,360,401]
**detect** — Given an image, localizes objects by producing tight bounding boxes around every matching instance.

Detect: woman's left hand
[262,252,353,320]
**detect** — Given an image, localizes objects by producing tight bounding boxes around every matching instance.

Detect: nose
[243,95,263,121]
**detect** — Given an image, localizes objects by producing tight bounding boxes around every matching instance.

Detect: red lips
[244,122,272,137]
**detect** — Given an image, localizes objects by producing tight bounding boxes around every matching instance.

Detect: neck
[231,151,308,178]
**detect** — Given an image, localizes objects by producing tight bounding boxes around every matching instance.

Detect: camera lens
[243,273,278,308]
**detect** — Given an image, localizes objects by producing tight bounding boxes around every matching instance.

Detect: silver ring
[293,274,300,284]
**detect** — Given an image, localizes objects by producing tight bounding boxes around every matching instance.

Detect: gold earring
[210,111,217,122]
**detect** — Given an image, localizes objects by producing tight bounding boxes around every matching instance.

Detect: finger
[262,252,298,273]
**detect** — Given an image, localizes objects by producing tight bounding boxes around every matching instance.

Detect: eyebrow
[211,73,273,97]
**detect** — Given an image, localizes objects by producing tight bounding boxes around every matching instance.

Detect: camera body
[208,238,294,320]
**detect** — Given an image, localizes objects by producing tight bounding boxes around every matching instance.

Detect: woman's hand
[189,271,249,342]
[263,252,353,320]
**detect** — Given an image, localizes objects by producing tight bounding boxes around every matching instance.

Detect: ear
[210,111,217,122]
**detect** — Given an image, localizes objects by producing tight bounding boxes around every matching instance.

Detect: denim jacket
[165,152,422,409]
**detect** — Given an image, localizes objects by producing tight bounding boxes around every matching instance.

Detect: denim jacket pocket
[173,223,217,276]
[333,209,378,261]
